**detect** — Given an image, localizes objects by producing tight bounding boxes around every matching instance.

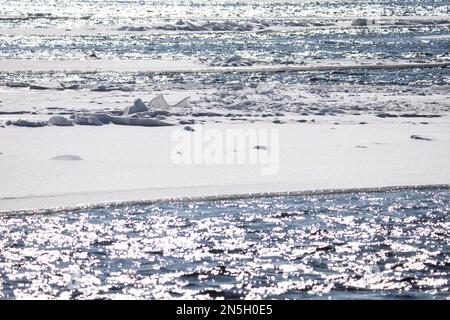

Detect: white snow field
[0,119,449,212]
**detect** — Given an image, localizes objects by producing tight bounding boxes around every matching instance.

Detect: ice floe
[92,85,133,92]
[12,119,48,127]
[49,116,74,126]
[29,82,64,90]
[210,54,254,67]
[114,17,450,35]
[106,114,173,127]
[152,19,254,32]
[73,114,103,126]
[117,26,151,32]
[108,95,189,127]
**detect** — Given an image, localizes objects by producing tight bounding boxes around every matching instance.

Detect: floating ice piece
[392,19,449,26]
[73,115,103,126]
[179,119,195,125]
[29,82,64,90]
[94,113,112,124]
[399,113,441,118]
[12,119,48,127]
[206,20,253,31]
[118,26,151,32]
[49,116,74,126]
[124,98,148,116]
[0,111,29,115]
[155,20,254,32]
[272,58,297,65]
[106,114,173,127]
[92,85,133,92]
[6,82,29,88]
[191,112,222,117]
[149,94,190,109]
[211,54,254,67]
[60,83,81,90]
[376,113,398,118]
[174,20,205,31]
[27,13,52,18]
[225,55,242,64]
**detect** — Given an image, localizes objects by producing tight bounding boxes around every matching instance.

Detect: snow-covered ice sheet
[0,121,449,212]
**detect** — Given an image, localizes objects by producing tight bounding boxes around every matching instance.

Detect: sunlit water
[0,188,448,300]
[1,0,449,25]
[0,0,449,88]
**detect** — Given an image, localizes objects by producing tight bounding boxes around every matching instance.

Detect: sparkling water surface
[1,0,449,25]
[0,188,448,299]
[0,0,449,88]
[1,26,449,62]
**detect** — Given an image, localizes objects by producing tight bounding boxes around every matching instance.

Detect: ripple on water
[0,188,449,299]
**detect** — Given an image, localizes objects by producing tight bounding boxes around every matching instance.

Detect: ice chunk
[107,115,173,127]
[149,95,190,109]
[29,82,64,90]
[73,115,103,126]
[12,119,48,127]
[124,98,149,116]
[49,116,74,127]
